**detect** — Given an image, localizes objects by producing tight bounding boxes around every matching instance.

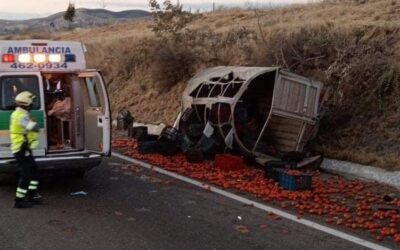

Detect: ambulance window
[0,76,40,110]
[84,78,101,107]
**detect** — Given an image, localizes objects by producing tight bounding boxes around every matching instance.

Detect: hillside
[0,8,150,35]
[51,0,400,170]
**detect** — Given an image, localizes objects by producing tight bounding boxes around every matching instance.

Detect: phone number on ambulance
[10,63,68,69]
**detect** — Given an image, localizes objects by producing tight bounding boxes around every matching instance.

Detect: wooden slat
[269,119,303,128]
[269,115,303,125]
[273,137,298,146]
[274,143,296,152]
[306,87,317,117]
[269,130,300,140]
[268,123,302,134]
[267,116,302,152]
[270,116,303,123]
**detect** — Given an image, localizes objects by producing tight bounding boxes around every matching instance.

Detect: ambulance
[0,40,111,175]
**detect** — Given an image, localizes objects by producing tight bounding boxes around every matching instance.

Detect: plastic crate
[214,154,245,171]
[264,167,284,182]
[187,123,204,138]
[198,136,218,160]
[159,126,180,143]
[131,126,152,141]
[185,148,204,163]
[159,141,179,156]
[279,172,312,191]
[264,161,288,181]
[138,134,159,142]
[138,140,160,154]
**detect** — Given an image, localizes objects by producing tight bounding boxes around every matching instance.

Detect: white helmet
[15,91,35,106]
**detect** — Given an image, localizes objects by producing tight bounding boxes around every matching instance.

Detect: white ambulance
[0,40,111,174]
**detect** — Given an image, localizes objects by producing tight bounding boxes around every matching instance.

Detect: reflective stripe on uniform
[30,180,39,185]
[17,187,28,194]
[16,187,28,198]
[16,192,25,198]
[26,121,38,131]
[28,185,37,190]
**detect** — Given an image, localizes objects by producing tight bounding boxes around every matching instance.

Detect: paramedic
[10,91,43,208]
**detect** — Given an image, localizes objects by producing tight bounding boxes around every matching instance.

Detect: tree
[148,0,194,38]
[64,2,76,30]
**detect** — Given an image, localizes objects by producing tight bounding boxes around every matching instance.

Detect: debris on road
[121,67,328,170]
[384,193,397,203]
[215,155,246,172]
[112,138,400,245]
[135,207,151,213]
[114,211,124,216]
[70,191,88,196]
[268,213,281,221]
[234,224,250,233]
[259,224,268,230]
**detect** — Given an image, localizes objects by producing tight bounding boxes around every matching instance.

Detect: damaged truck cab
[0,40,111,173]
[179,67,328,165]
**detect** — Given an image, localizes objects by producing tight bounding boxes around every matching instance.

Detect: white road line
[112,152,391,250]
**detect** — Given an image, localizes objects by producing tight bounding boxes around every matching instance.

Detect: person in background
[10,91,43,208]
[48,88,71,120]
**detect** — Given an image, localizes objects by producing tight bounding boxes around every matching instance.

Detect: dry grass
[47,0,400,170]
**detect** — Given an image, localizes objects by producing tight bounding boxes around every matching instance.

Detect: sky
[0,0,312,20]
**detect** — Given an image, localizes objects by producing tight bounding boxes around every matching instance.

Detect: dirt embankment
[54,0,400,170]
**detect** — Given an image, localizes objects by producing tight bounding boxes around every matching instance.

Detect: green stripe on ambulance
[0,110,45,130]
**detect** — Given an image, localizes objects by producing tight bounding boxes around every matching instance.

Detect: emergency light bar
[18,54,31,63]
[48,54,62,63]
[0,40,86,71]
[1,53,76,63]
[2,54,15,63]
[33,54,46,63]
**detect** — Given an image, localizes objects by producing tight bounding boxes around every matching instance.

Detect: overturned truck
[176,67,329,166]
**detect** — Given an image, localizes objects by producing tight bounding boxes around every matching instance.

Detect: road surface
[0,156,390,250]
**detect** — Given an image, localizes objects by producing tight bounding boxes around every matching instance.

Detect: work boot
[27,192,43,205]
[14,198,33,209]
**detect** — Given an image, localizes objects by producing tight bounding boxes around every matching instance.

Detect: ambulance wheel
[0,174,18,186]
[73,170,86,178]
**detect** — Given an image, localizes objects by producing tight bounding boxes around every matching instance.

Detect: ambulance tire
[72,170,86,178]
[0,173,18,186]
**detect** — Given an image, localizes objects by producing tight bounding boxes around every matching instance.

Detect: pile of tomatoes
[112,138,400,244]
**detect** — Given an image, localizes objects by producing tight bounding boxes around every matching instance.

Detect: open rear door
[78,71,111,156]
[272,70,322,123]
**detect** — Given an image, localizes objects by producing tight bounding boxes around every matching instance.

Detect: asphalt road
[0,156,382,250]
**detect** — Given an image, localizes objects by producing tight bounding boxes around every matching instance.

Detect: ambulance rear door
[0,72,46,158]
[78,71,111,156]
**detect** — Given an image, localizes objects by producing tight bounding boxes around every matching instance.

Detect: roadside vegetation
[6,0,399,169]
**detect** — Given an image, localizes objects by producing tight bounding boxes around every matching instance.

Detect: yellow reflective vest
[9,107,39,153]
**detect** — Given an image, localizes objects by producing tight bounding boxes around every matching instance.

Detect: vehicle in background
[177,66,329,166]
